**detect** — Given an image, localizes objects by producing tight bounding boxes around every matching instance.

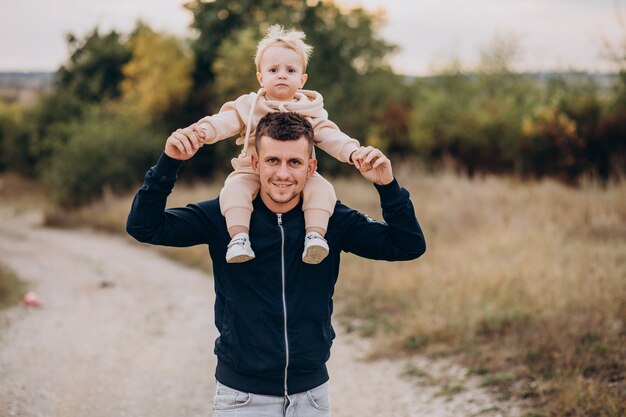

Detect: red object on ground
[22,292,42,308]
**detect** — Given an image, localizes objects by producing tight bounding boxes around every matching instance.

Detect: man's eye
[290,160,301,166]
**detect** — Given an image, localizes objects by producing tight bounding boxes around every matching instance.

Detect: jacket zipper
[277,213,289,397]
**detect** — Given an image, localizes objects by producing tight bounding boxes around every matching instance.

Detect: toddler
[196,25,360,264]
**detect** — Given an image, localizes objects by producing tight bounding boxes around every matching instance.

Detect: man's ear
[300,73,308,89]
[256,72,263,87]
[307,157,317,177]
[251,152,260,174]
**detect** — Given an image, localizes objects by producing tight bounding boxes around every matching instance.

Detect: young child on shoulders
[195,25,360,265]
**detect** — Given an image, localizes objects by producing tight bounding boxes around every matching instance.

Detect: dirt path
[0,209,522,417]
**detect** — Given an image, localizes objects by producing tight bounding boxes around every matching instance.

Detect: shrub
[0,102,37,175]
[42,108,164,207]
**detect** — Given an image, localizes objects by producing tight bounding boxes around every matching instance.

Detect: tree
[42,108,164,207]
[212,27,260,105]
[520,105,585,183]
[182,0,400,175]
[184,0,398,134]
[56,29,131,103]
[301,2,398,143]
[596,4,626,178]
[24,29,132,171]
[118,22,194,127]
[0,102,35,175]
[410,36,540,176]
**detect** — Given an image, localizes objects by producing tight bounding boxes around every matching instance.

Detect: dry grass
[0,172,50,213]
[335,171,625,338]
[333,169,626,416]
[42,178,223,274]
[4,170,624,415]
[0,174,39,308]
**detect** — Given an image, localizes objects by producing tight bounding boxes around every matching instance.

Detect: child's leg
[220,156,260,263]
[220,157,259,236]
[302,172,337,236]
[301,172,336,264]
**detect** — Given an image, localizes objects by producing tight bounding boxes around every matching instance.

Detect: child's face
[257,46,308,101]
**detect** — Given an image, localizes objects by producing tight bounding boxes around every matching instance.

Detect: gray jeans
[212,381,331,417]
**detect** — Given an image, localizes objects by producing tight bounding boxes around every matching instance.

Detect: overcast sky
[0,0,624,75]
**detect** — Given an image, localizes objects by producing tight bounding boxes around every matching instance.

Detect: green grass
[400,363,433,381]
[436,383,467,397]
[0,262,26,309]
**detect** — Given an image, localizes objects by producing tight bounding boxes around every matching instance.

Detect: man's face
[256,46,308,101]
[252,135,316,213]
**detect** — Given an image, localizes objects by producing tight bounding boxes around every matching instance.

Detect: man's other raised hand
[351,146,394,186]
[164,124,206,160]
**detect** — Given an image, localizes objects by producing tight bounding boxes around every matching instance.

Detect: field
[334,171,625,416]
[5,169,624,416]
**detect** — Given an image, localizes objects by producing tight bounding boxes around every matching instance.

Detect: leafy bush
[43,108,164,207]
[596,109,626,179]
[520,105,586,183]
[410,71,535,176]
[0,102,36,175]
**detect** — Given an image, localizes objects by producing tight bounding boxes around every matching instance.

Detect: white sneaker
[302,232,329,264]
[226,233,255,263]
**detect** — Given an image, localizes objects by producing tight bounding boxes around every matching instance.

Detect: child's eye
[288,69,296,73]
[269,68,277,73]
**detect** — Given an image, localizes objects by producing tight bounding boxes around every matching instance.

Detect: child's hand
[351,146,368,170]
[351,148,364,170]
[192,124,209,144]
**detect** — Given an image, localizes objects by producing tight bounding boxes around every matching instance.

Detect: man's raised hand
[352,146,393,185]
[164,124,206,160]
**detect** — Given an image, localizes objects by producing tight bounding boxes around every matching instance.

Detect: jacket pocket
[214,298,235,362]
[290,319,335,371]
[225,305,285,376]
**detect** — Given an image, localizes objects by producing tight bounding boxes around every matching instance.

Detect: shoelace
[306,234,327,242]
[227,237,248,248]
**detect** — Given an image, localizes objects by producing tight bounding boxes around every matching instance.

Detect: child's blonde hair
[255,25,313,71]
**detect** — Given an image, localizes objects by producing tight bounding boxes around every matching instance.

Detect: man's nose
[276,162,290,178]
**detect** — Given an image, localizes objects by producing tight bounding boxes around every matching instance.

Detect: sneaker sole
[226,254,255,264]
[302,246,328,265]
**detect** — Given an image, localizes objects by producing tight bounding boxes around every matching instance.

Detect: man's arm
[126,126,216,247]
[340,146,426,261]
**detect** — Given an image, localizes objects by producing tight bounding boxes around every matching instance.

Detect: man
[126,112,426,416]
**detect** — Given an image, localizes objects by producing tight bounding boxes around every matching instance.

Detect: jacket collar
[252,193,304,223]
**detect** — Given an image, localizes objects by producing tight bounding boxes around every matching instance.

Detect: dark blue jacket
[126,153,426,396]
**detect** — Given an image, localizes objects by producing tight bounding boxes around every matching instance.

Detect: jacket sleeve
[126,153,217,247]
[339,179,426,261]
[312,118,360,163]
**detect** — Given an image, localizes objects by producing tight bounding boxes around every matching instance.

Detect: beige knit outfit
[198,88,360,233]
